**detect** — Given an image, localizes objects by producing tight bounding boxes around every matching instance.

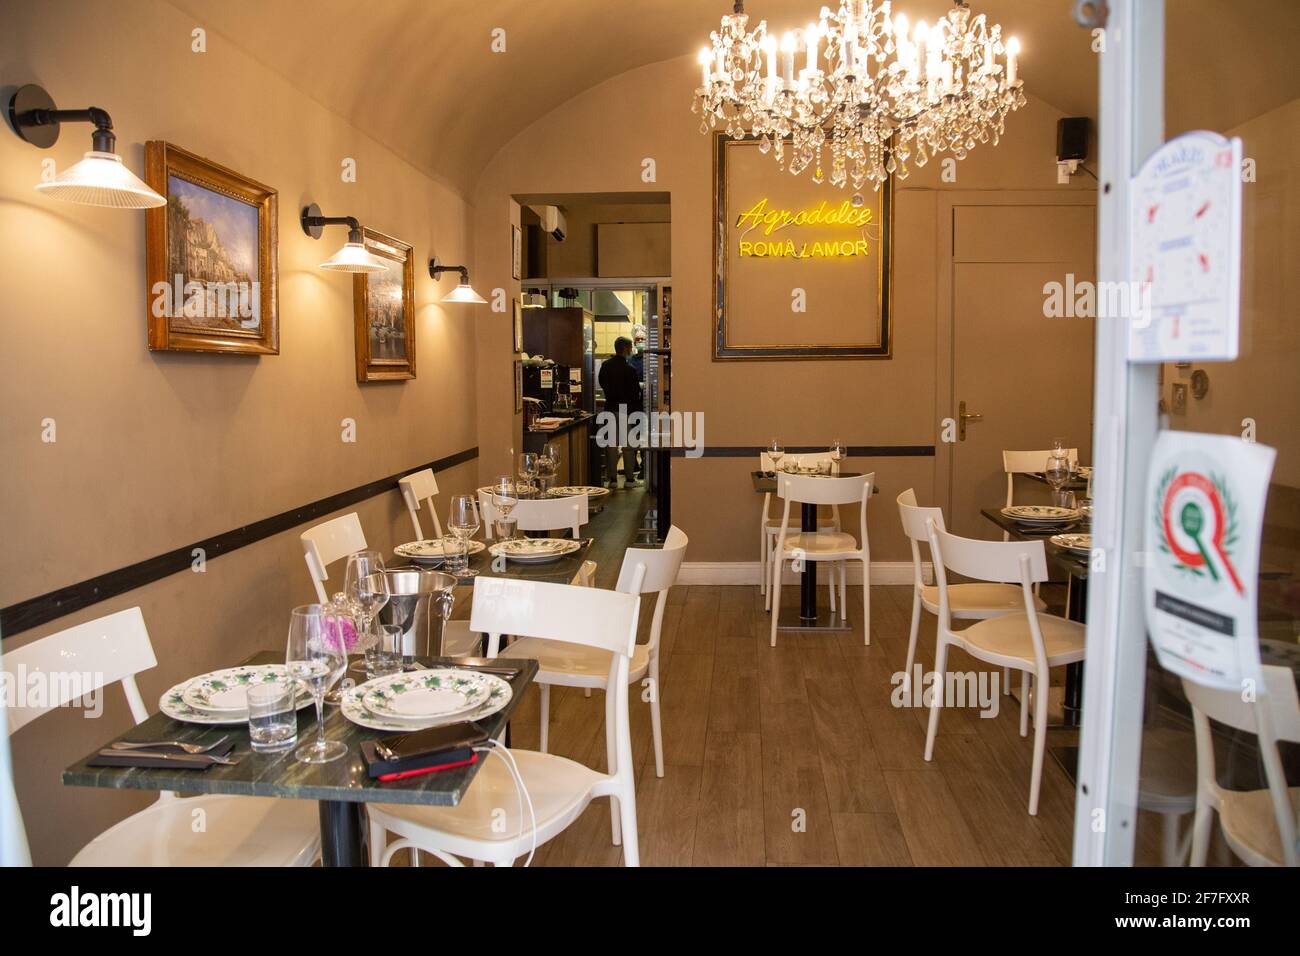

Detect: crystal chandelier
[692,0,1025,190]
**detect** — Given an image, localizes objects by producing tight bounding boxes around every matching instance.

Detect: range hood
[592,290,630,320]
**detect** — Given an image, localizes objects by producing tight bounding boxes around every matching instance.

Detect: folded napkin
[88,738,236,770]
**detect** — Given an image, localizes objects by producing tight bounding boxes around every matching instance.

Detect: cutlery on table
[97,749,242,766]
[111,736,229,754]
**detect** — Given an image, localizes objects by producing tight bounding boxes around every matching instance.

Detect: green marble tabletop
[63,652,538,808]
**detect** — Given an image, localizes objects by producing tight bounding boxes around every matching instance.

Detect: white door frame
[1072,0,1165,866]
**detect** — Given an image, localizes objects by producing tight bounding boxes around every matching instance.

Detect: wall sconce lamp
[429,257,487,305]
[7,83,165,208]
[300,203,388,273]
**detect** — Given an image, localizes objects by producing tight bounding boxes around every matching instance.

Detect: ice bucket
[376,568,457,660]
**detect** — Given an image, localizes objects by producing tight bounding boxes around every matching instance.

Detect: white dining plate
[488,538,582,564]
[341,672,512,732]
[394,538,486,561]
[1001,505,1080,523]
[181,664,302,715]
[360,669,494,721]
[161,676,311,726]
[1050,532,1092,555]
[546,485,609,499]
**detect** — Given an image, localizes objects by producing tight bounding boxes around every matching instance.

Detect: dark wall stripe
[1,447,479,639]
[667,444,936,458]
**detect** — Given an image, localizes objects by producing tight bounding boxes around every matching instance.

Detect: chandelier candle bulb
[782,32,796,85]
[805,23,820,71]
[1006,36,1019,85]
[699,47,712,87]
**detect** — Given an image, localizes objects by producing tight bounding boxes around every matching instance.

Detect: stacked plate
[394,537,487,563]
[342,668,513,732]
[160,664,311,726]
[1049,532,1092,556]
[1001,504,1080,528]
[547,485,609,499]
[488,537,582,564]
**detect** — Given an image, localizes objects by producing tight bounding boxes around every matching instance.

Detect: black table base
[778,501,850,633]
[320,800,368,867]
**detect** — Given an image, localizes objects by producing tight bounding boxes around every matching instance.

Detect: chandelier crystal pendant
[692,0,1025,190]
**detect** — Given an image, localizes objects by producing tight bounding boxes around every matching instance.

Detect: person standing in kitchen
[598,335,643,489]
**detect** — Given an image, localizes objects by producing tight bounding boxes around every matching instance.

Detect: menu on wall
[540,368,553,388]
[1144,431,1273,689]
[1129,130,1242,363]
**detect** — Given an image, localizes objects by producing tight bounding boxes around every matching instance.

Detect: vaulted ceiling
[165,0,1300,196]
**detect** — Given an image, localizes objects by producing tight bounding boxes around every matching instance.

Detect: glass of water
[247,681,297,754]
[368,623,406,679]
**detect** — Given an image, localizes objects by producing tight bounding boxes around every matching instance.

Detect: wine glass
[829,439,847,474]
[519,452,540,495]
[344,550,388,671]
[1044,451,1073,508]
[448,494,481,577]
[538,443,559,492]
[286,604,349,764]
[766,439,784,477]
[491,475,519,540]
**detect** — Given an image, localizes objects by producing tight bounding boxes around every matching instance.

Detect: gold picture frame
[353,228,416,382]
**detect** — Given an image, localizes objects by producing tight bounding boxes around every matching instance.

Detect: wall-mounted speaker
[1057,117,1090,163]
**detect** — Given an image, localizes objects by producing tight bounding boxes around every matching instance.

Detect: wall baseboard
[677,561,927,587]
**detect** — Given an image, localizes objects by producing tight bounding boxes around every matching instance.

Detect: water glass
[494,515,519,541]
[767,439,784,476]
[247,681,297,754]
[368,623,406,679]
[444,536,469,576]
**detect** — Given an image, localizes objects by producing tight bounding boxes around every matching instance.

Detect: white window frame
[1072,0,1165,866]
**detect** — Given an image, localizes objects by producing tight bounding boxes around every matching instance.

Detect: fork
[111,736,229,755]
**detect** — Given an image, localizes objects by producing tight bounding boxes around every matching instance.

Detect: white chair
[1002,448,1080,508]
[398,468,444,540]
[758,452,843,610]
[896,489,1045,696]
[367,574,646,867]
[924,524,1085,815]
[1185,666,1300,867]
[300,512,367,603]
[489,527,688,779]
[480,492,588,540]
[769,473,873,647]
[4,608,320,866]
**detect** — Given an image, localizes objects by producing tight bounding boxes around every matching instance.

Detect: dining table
[753,470,874,633]
[980,506,1089,728]
[63,651,539,867]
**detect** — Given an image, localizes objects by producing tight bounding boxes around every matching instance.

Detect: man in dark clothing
[598,336,644,488]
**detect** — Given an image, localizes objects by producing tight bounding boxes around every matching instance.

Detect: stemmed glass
[519,452,540,495]
[537,443,559,492]
[766,439,784,477]
[286,604,349,764]
[1045,449,1074,509]
[491,475,519,540]
[448,494,481,576]
[344,550,388,672]
[829,439,847,474]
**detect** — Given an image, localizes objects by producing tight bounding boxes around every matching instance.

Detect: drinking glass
[537,444,559,492]
[519,452,540,493]
[766,439,784,477]
[247,682,297,754]
[448,494,481,577]
[829,439,847,474]
[1045,452,1073,508]
[368,623,406,679]
[344,551,388,672]
[443,536,469,576]
[286,605,348,764]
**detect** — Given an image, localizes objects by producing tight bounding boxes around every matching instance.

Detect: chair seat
[1219,787,1300,866]
[369,748,605,863]
[958,611,1086,667]
[920,583,1045,617]
[778,531,859,556]
[69,794,320,867]
[501,637,650,687]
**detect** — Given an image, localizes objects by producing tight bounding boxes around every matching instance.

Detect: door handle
[958,400,983,441]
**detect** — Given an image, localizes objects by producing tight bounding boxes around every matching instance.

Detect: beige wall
[533,201,671,279]
[0,0,480,863]
[1162,96,1300,488]
[474,54,1093,564]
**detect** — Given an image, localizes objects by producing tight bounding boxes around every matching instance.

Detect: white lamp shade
[320,241,389,273]
[34,151,166,209]
[441,281,487,305]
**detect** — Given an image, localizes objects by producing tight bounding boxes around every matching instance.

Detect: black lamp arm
[20,105,115,152]
[302,211,362,243]
[428,259,470,282]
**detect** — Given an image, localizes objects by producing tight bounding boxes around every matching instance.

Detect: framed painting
[145,142,278,354]
[353,228,416,382]
[711,133,893,361]
[512,296,524,353]
[511,223,522,280]
[513,359,523,413]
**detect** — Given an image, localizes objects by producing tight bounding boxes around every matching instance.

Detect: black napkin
[88,738,236,770]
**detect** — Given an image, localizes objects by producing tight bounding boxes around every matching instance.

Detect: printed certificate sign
[1129,131,1242,363]
[1144,431,1274,688]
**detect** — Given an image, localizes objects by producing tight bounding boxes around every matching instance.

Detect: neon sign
[734,197,875,259]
